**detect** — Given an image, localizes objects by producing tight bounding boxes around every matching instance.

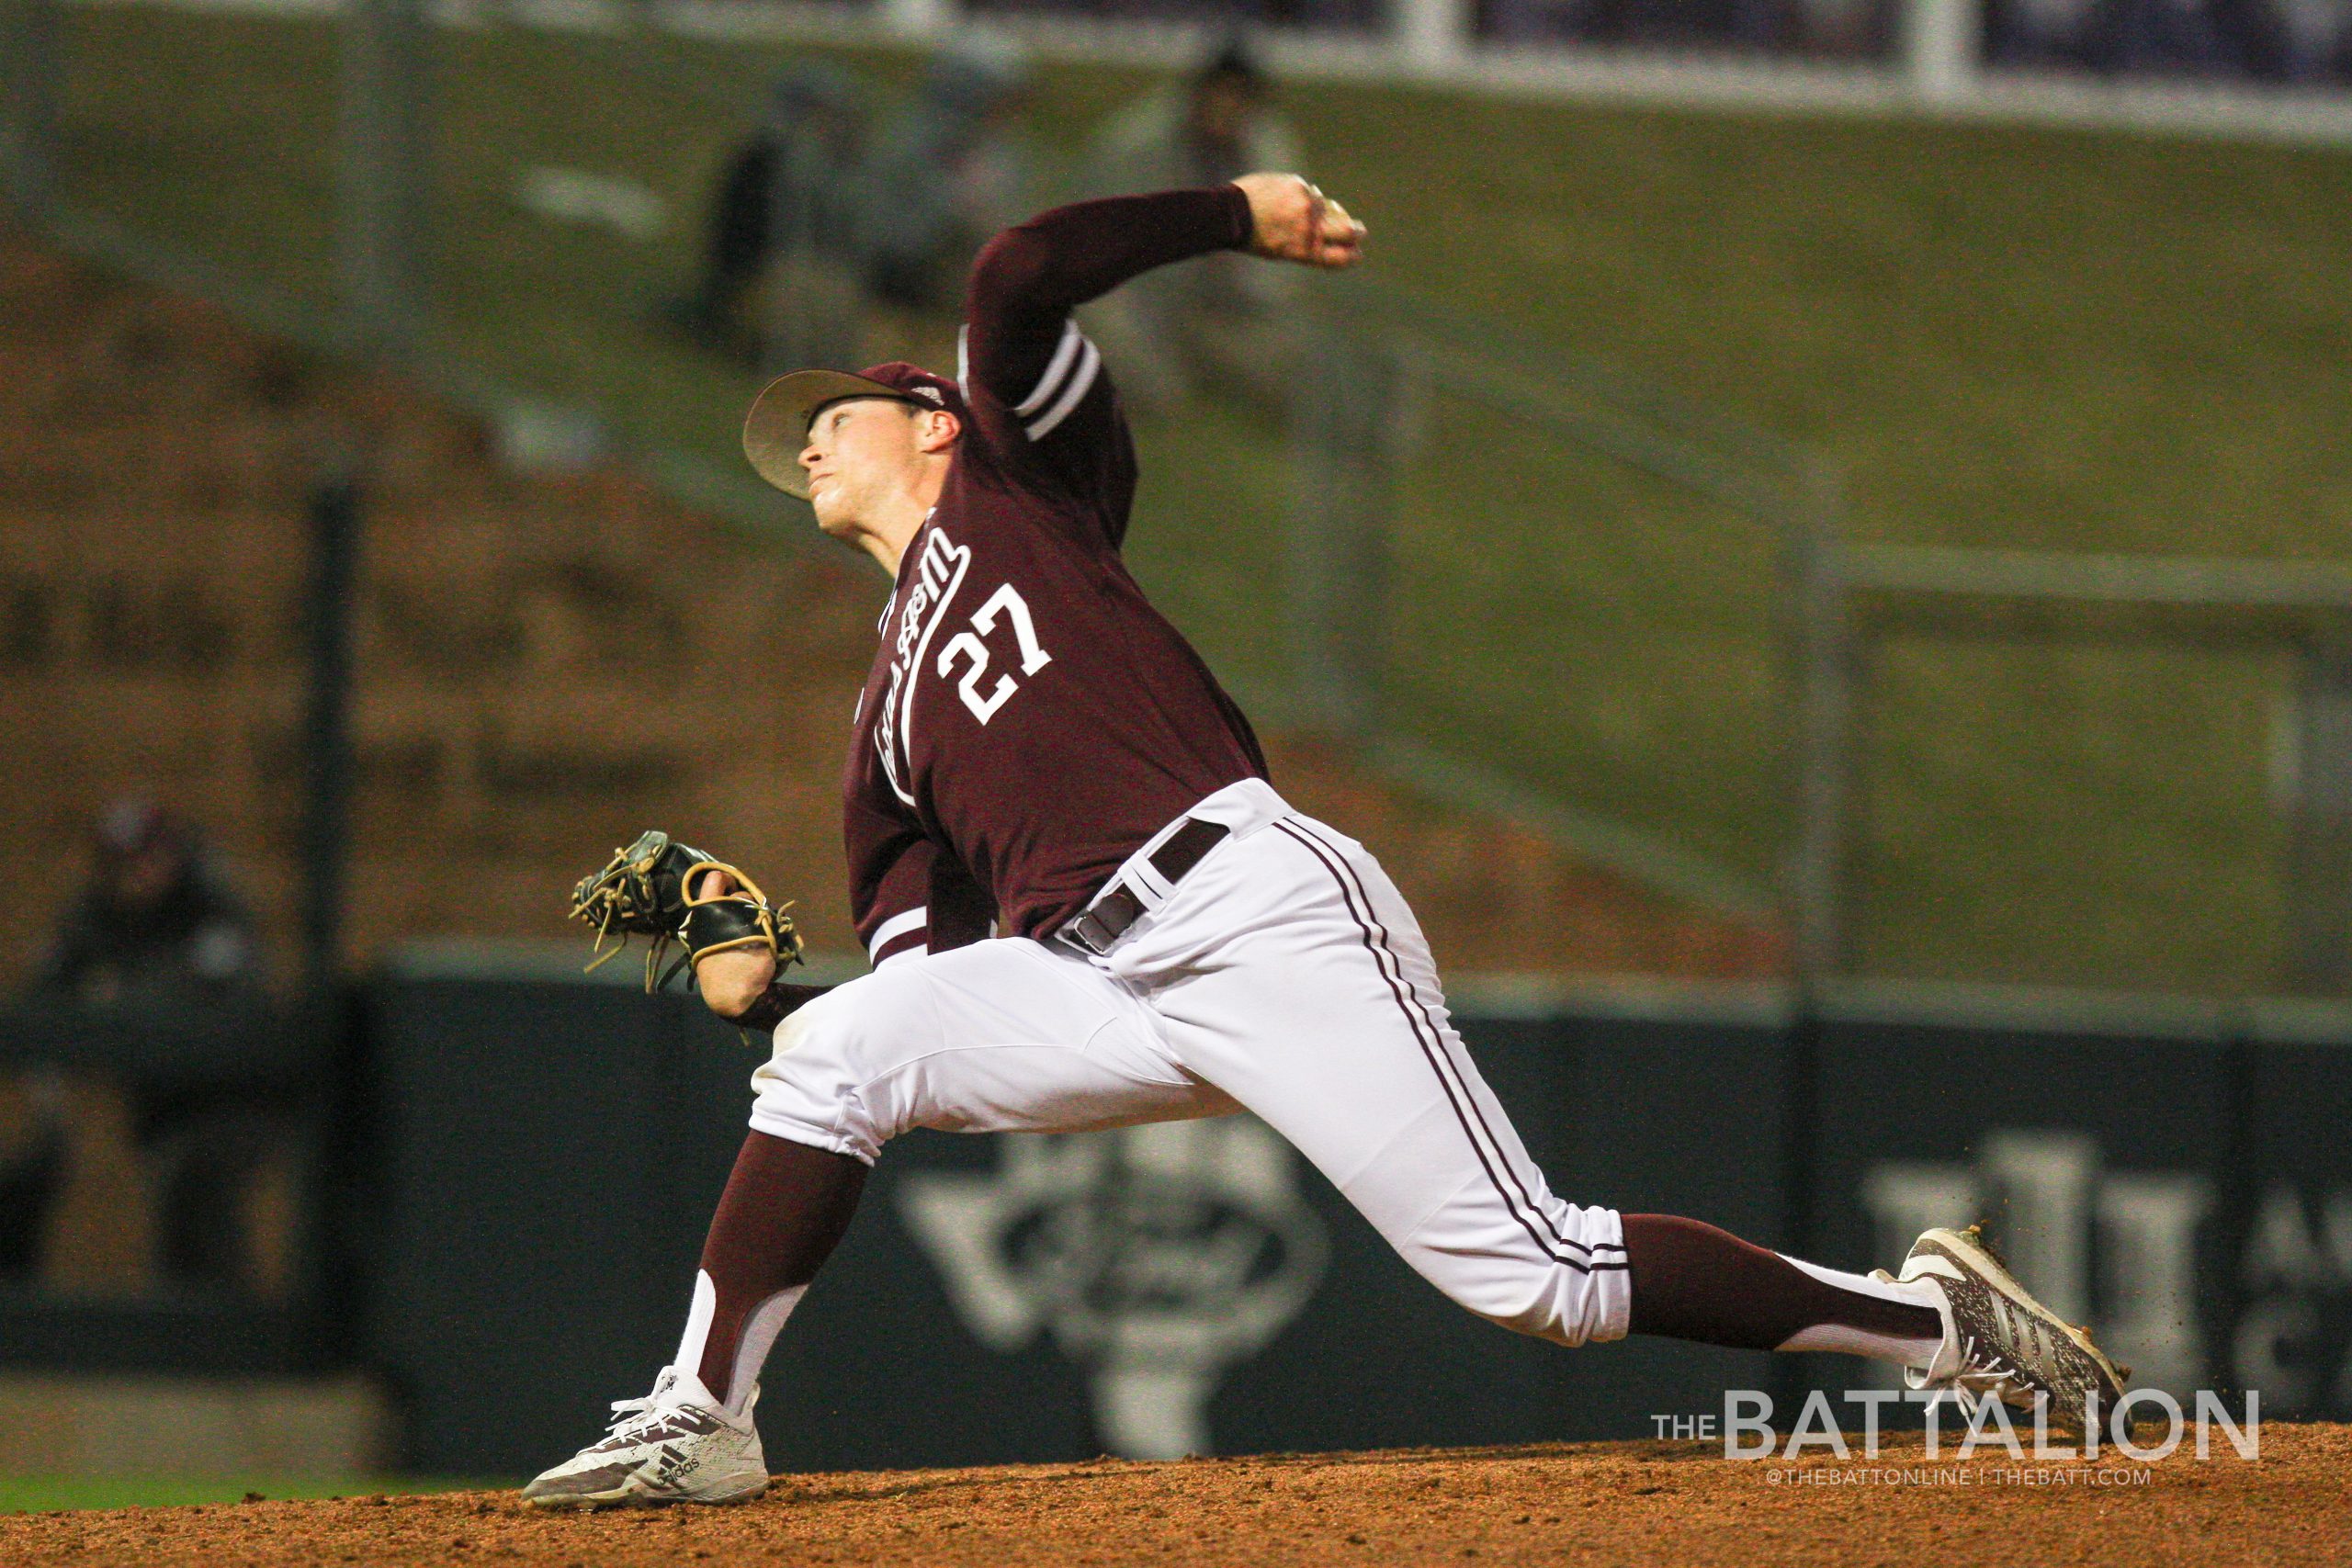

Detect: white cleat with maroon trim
[523,1367,767,1509]
[1888,1224,2130,1432]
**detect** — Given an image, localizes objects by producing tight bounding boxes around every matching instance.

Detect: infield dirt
[5,1424,2345,1566]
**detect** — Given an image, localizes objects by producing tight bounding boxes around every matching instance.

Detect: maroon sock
[1622,1213,1942,1355]
[682,1132,867,1411]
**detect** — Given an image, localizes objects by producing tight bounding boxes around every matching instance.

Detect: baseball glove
[569,829,804,994]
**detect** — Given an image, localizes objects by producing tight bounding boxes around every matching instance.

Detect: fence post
[1395,0,1473,72]
[1289,315,1400,739]
[2288,621,2352,995]
[1789,461,1852,979]
[883,0,956,39]
[340,0,429,353]
[301,466,362,996]
[1,0,59,222]
[1900,0,1982,104]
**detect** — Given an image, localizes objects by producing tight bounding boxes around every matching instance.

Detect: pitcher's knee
[1436,1260,1580,1343]
[1444,1264,1629,1348]
[747,968,933,1164]
[1400,1210,1635,1348]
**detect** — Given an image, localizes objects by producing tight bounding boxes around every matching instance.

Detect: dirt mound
[6,1425,2345,1567]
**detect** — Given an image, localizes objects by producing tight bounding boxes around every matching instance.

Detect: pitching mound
[6,1424,2346,1566]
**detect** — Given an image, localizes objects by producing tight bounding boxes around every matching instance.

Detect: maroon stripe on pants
[1271,820,1623,1275]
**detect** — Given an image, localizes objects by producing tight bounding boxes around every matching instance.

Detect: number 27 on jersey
[937,583,1052,725]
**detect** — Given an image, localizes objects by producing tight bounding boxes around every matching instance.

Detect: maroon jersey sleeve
[957,186,1254,540]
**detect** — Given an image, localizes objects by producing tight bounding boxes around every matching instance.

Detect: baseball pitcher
[526,175,2126,1506]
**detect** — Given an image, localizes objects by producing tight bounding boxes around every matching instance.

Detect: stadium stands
[0,224,1783,984]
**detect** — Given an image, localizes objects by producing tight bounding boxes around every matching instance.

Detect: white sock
[727,1285,808,1419]
[666,1269,809,1418]
[671,1270,718,1390]
[1772,1256,1949,1369]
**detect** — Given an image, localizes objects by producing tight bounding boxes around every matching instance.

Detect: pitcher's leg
[718,939,1228,1394]
[672,1133,867,1417]
[529,938,1231,1507]
[1139,815,1949,1366]
[1623,1213,1940,1363]
[749,939,1231,1163]
[1142,818,1632,1346]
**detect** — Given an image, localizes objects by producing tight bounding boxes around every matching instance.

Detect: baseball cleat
[1887,1224,2130,1431]
[522,1366,768,1509]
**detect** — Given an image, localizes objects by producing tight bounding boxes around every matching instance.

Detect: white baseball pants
[750,780,1631,1348]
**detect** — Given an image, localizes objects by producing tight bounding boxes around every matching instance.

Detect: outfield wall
[4,966,2343,1473]
[354,969,2350,1474]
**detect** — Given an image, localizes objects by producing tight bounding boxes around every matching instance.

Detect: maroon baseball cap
[742,362,967,499]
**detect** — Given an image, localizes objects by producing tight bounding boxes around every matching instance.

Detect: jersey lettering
[875,525,973,807]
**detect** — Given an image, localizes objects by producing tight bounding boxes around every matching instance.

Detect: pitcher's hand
[1233,174,1366,270]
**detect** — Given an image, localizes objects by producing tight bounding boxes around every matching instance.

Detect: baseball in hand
[1317,195,1363,253]
[1235,173,1367,270]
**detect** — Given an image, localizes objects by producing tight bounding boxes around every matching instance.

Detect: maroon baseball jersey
[845,186,1271,964]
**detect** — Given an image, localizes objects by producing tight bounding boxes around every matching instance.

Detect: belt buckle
[1064,908,1115,956]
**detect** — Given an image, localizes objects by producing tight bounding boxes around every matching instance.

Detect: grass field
[40,7,2352,991]
[0,1474,483,1513]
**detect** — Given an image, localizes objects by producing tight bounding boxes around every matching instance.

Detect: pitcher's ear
[916,408,962,454]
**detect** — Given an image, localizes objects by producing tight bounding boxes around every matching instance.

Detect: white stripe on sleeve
[1014,321,1084,417]
[1024,335,1101,442]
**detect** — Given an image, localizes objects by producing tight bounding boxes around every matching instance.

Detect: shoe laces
[603,1370,685,1438]
[1909,1327,2030,1401]
[1953,1331,2034,1403]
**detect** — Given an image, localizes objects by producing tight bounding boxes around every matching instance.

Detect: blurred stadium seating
[0,225,1789,984]
[19,0,2342,991]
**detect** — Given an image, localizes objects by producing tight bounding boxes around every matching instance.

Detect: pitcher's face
[800,398,928,538]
